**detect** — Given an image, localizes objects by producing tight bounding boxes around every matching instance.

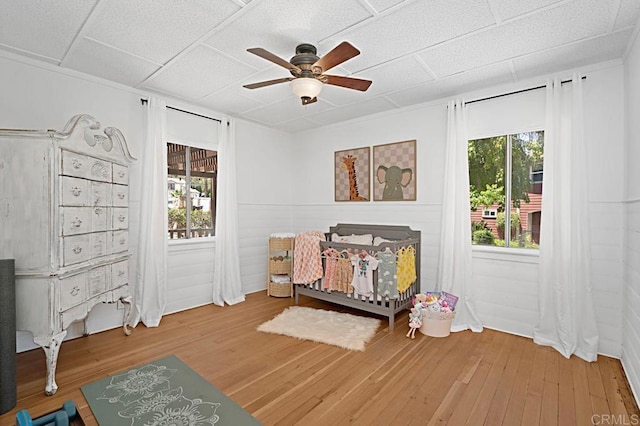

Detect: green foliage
[469,183,504,211]
[496,211,521,232]
[168,208,186,228]
[472,229,495,245]
[191,209,212,228]
[471,220,490,232]
[468,132,544,209]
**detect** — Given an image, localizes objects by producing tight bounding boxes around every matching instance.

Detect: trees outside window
[167,142,217,239]
[468,131,544,249]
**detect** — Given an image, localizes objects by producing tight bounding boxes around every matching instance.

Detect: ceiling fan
[243,42,372,105]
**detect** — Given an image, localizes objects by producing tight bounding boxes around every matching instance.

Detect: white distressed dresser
[0,114,136,395]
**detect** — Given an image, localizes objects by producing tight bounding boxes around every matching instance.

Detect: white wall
[290,62,625,357]
[0,52,293,351]
[622,28,640,403]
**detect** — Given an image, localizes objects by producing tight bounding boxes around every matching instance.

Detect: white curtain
[133,97,168,327]
[438,99,483,333]
[212,119,245,306]
[533,75,599,361]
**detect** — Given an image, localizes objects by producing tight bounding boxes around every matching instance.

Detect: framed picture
[334,147,370,202]
[373,139,416,201]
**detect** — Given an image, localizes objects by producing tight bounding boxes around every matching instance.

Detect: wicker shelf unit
[267,237,294,297]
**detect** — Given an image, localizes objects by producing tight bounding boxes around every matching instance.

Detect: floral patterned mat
[81,355,260,426]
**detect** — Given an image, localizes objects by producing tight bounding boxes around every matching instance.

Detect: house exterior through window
[468,131,544,249]
[167,142,217,239]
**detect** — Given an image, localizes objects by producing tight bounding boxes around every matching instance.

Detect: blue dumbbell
[15,400,76,426]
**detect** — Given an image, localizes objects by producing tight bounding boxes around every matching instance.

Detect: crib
[294,224,421,331]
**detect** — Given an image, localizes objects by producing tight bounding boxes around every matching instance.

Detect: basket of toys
[417,291,458,338]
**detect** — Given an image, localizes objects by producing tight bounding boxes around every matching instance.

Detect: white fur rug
[257,306,381,351]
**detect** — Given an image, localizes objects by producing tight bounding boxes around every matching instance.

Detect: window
[468,131,544,249]
[167,142,217,240]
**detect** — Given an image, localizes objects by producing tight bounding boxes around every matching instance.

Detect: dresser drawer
[61,177,89,206]
[112,184,128,207]
[111,259,129,288]
[91,181,111,206]
[112,208,128,230]
[62,234,91,266]
[58,274,86,312]
[91,206,108,232]
[61,151,90,180]
[88,266,108,297]
[91,232,108,258]
[61,207,91,236]
[112,163,129,185]
[111,230,129,254]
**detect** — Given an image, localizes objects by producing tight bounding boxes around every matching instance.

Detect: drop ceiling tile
[614,0,640,29]
[241,97,333,124]
[513,30,632,80]
[200,89,264,115]
[143,46,256,101]
[275,117,323,133]
[386,62,514,107]
[204,0,372,70]
[0,0,97,61]
[87,0,241,64]
[366,0,407,14]
[488,0,563,21]
[320,0,495,73]
[64,37,160,87]
[418,0,614,78]
[308,97,398,126]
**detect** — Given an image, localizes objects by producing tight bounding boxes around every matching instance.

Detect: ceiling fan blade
[302,97,318,105]
[243,77,293,89]
[325,75,372,92]
[313,42,360,73]
[247,48,301,72]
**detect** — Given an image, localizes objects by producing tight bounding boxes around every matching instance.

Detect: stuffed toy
[406,304,423,339]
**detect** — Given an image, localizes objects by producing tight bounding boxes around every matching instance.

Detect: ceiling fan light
[290,78,323,100]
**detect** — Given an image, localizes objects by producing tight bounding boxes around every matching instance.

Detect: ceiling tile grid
[64,37,161,87]
[0,0,638,132]
[0,0,98,61]
[320,0,497,73]
[513,29,633,80]
[143,45,257,101]
[87,0,242,64]
[418,0,618,79]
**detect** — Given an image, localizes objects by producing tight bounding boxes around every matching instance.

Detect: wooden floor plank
[1,292,639,426]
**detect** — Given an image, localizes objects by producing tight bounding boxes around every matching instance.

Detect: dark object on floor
[15,400,77,426]
[0,259,16,415]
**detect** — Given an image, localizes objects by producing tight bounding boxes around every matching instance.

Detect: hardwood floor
[1,291,638,425]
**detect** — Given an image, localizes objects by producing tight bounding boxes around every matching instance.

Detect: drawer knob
[72,159,82,169]
[118,270,125,277]
[71,217,82,228]
[119,238,126,245]
[95,207,103,215]
[72,246,82,254]
[117,193,125,199]
[118,215,125,222]
[71,187,82,196]
[118,171,126,178]
[70,286,80,296]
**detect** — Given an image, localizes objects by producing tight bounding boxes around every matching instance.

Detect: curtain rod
[140,98,222,123]
[465,75,587,106]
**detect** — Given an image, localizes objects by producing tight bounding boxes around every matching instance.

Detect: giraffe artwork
[342,155,368,201]
[334,147,370,202]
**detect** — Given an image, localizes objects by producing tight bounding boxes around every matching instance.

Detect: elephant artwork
[376,165,413,200]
